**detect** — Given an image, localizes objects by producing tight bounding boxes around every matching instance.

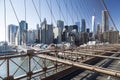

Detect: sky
[0,0,119,41]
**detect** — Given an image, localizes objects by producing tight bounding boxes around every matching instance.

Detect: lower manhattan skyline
[0,0,119,41]
[0,0,120,79]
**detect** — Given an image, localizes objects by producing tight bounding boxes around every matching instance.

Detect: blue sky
[0,0,118,41]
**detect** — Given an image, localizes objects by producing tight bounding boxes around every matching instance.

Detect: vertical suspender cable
[24,0,26,46]
[4,0,6,51]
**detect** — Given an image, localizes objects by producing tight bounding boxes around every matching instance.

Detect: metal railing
[0,53,69,80]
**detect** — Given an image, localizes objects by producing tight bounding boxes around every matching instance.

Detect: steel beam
[37,54,120,77]
[63,51,120,60]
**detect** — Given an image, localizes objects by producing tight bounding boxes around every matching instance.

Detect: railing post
[7,58,9,78]
[42,58,47,78]
[3,58,14,80]
[27,54,32,80]
[54,61,57,73]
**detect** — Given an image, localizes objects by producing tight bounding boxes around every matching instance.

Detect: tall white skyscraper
[92,16,96,33]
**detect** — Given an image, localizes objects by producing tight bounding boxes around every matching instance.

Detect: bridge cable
[46,0,57,25]
[86,0,101,31]
[63,0,74,25]
[39,0,41,24]
[50,0,53,24]
[70,0,80,23]
[9,0,19,23]
[4,0,6,51]
[80,0,91,29]
[100,0,118,31]
[75,0,84,20]
[74,0,84,32]
[70,0,75,24]
[85,0,94,28]
[74,0,80,21]
[78,0,89,27]
[56,0,67,24]
[32,0,41,23]
[96,0,105,32]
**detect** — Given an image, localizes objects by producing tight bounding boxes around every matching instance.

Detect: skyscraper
[57,20,64,43]
[17,20,28,45]
[73,25,78,32]
[75,22,80,32]
[81,19,86,32]
[41,18,54,44]
[57,20,64,31]
[27,30,35,43]
[8,24,18,44]
[41,18,47,44]
[36,24,40,43]
[97,24,101,34]
[46,24,54,44]
[102,10,109,33]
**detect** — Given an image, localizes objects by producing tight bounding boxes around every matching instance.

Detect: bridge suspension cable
[39,0,41,23]
[4,0,6,53]
[32,0,41,23]
[56,0,67,24]
[70,0,75,24]
[100,0,118,31]
[80,0,91,28]
[9,0,20,24]
[63,0,74,25]
[83,0,95,27]
[73,0,80,21]
[46,0,57,25]
[75,0,83,21]
[4,0,6,43]
[50,0,52,24]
